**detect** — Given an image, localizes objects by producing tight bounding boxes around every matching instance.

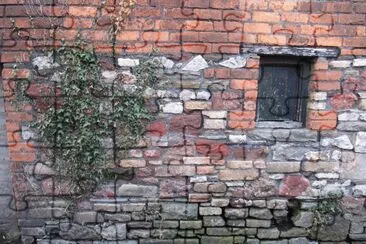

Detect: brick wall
[1,0,366,243]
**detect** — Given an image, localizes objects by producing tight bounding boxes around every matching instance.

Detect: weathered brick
[266,161,301,173]
[219,169,259,181]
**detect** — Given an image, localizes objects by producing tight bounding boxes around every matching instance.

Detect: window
[256,56,311,125]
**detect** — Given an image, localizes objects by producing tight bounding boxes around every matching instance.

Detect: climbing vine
[32,46,161,194]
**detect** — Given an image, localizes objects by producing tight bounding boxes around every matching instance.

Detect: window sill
[256,121,303,129]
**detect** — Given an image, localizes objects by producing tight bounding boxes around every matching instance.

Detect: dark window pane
[257,57,310,124]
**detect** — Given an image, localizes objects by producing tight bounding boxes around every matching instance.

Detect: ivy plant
[33,47,161,194]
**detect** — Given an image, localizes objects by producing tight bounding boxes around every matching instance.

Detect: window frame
[256,55,312,126]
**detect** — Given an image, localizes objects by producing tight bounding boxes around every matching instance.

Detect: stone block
[151,229,178,239]
[246,219,271,228]
[249,208,273,219]
[224,208,248,219]
[180,220,202,229]
[257,228,280,239]
[161,203,198,220]
[203,216,225,227]
[199,207,222,215]
[291,211,314,228]
[204,119,226,129]
[101,224,127,240]
[117,184,158,197]
[219,169,259,181]
[120,159,146,168]
[201,236,233,244]
[355,132,366,153]
[266,161,300,173]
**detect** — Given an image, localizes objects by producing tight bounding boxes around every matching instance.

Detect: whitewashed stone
[22,126,34,141]
[309,102,326,110]
[161,102,183,114]
[117,58,139,67]
[182,55,209,72]
[330,60,352,68]
[321,138,333,147]
[228,134,247,143]
[202,111,227,119]
[310,92,327,101]
[204,119,226,129]
[358,92,366,99]
[360,99,366,110]
[32,55,59,70]
[353,185,366,196]
[157,90,179,98]
[269,174,285,180]
[196,90,211,100]
[179,89,195,101]
[315,173,339,179]
[331,150,342,161]
[353,59,366,67]
[333,135,353,150]
[155,57,174,69]
[219,55,247,69]
[312,180,327,188]
[190,176,207,183]
[360,113,366,121]
[102,70,117,81]
[355,132,366,153]
[338,112,359,121]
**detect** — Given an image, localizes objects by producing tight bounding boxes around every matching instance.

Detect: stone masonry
[1,0,366,243]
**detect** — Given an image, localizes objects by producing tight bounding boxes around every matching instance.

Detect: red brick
[257,34,287,45]
[315,37,342,47]
[244,23,271,33]
[199,32,228,43]
[69,6,97,17]
[194,9,222,20]
[184,20,214,31]
[228,120,255,129]
[355,3,366,13]
[204,68,215,78]
[213,21,243,32]
[312,81,341,91]
[183,43,211,54]
[252,11,280,23]
[210,0,239,9]
[184,0,209,8]
[308,120,337,131]
[326,2,352,13]
[312,71,342,81]
[142,31,170,42]
[2,68,30,79]
[245,90,258,100]
[344,37,366,47]
[309,111,337,120]
[1,52,29,63]
[164,8,193,19]
[229,111,256,120]
[215,68,230,79]
[156,20,183,30]
[195,139,229,159]
[212,43,240,54]
[337,14,365,25]
[281,12,308,23]
[151,0,181,8]
[228,33,257,43]
[231,69,258,79]
[231,79,258,90]
[116,31,140,41]
[135,7,161,17]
